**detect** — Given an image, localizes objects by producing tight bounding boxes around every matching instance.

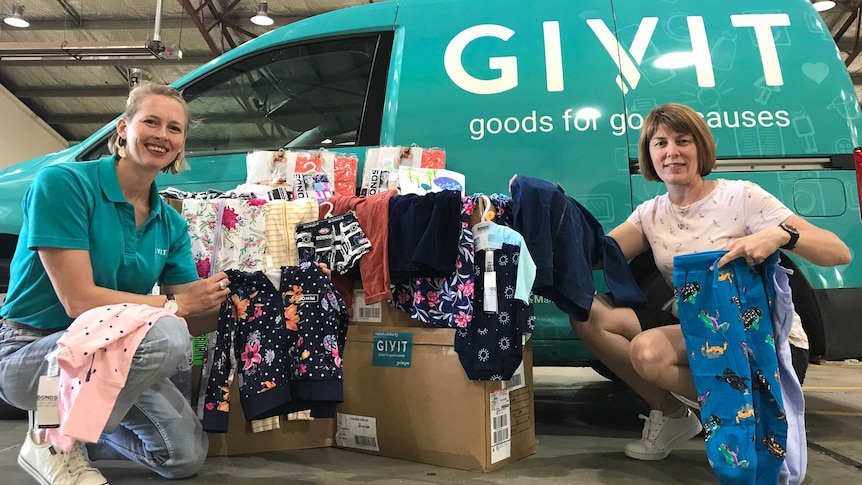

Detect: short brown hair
[637,103,716,182]
[108,81,191,174]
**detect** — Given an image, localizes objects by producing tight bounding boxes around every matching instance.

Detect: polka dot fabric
[203,263,349,433]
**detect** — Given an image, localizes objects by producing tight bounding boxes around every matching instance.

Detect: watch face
[782,223,799,234]
[164,297,178,313]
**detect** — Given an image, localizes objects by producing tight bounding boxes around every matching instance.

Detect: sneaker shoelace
[636,414,666,443]
[60,442,102,481]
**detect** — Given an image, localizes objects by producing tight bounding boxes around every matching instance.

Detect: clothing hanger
[264,255,281,290]
[472,195,497,249]
[319,200,334,219]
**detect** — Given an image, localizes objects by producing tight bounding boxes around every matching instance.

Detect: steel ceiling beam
[178,0,257,56]
[21,16,304,31]
[0,55,208,67]
[15,86,133,98]
[54,0,83,27]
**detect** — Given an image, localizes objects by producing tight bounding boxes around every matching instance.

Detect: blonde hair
[108,81,191,174]
[637,103,716,182]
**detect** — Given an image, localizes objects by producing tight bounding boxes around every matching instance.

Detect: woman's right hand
[174,272,231,316]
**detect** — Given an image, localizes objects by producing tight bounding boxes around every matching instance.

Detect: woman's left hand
[716,227,786,268]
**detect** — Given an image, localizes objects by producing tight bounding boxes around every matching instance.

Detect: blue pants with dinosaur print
[673,250,787,485]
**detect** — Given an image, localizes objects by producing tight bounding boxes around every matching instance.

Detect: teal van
[1,0,861,367]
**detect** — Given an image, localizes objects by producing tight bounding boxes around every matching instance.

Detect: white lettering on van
[731,14,790,86]
[586,17,657,94]
[543,21,564,92]
[444,24,517,95]
[445,13,791,95]
[687,16,715,88]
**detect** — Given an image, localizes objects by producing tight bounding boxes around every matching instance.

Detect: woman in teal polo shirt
[0,82,230,484]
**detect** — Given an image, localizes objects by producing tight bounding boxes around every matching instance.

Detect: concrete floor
[1,363,860,484]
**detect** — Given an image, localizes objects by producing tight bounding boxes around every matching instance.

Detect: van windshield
[82,34,381,160]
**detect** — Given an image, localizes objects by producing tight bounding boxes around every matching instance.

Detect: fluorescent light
[4,5,29,28]
[250,1,274,27]
[813,1,836,12]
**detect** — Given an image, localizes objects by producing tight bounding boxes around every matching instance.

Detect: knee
[630,334,663,379]
[137,316,191,374]
[157,445,208,480]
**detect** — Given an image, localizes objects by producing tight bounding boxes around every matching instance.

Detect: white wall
[0,83,67,170]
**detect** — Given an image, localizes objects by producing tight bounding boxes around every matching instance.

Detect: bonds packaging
[335,324,536,472]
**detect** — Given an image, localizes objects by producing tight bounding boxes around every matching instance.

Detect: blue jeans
[0,317,208,479]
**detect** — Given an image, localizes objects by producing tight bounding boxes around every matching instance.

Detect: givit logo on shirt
[445,14,790,95]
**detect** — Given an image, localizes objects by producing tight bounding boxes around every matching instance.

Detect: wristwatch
[163,293,179,313]
[778,222,799,250]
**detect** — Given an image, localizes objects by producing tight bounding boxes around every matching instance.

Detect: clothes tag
[484,251,498,313]
[484,250,495,272]
[45,349,60,377]
[36,376,60,429]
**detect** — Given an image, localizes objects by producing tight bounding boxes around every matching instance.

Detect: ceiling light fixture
[4,4,30,28]
[250,1,274,27]
[812,1,836,12]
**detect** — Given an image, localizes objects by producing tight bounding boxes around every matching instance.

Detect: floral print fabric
[202,263,349,432]
[182,198,267,278]
[390,196,476,328]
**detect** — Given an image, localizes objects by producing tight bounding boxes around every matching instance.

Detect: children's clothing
[674,250,787,485]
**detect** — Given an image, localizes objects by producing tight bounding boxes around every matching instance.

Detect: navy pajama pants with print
[673,250,787,485]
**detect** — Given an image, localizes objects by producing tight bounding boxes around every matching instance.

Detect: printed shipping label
[352,289,382,322]
[372,331,413,368]
[490,388,511,463]
[336,413,380,451]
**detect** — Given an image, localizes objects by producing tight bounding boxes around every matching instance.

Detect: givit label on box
[352,289,382,322]
[490,388,512,463]
[372,332,413,368]
[336,413,380,451]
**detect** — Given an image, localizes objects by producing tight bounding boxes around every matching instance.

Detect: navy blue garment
[203,263,349,432]
[510,176,645,321]
[204,269,296,432]
[388,191,463,280]
[674,250,787,485]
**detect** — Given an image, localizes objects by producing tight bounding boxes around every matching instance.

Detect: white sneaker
[17,432,108,485]
[624,408,703,461]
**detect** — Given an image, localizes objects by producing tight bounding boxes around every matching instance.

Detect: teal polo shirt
[1,157,199,330]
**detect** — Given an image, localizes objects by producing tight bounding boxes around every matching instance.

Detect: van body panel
[615,0,862,158]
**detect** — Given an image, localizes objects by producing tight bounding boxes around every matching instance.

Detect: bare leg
[630,325,698,402]
[571,296,682,414]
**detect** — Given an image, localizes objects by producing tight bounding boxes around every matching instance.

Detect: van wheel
[589,361,622,383]
[0,234,16,296]
[777,255,826,362]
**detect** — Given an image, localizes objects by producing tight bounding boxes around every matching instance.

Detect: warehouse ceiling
[0,0,374,143]
[0,0,860,145]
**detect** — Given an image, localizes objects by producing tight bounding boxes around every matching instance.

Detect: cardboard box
[335,324,536,472]
[349,286,426,327]
[206,376,335,456]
